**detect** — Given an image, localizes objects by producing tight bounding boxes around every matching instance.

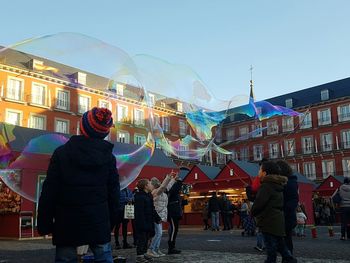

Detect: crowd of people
[35,107,350,263]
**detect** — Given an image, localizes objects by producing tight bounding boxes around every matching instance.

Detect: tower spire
[249,65,255,101]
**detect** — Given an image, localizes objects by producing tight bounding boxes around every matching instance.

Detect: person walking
[221,193,232,231]
[114,188,134,249]
[339,177,350,240]
[251,161,296,263]
[276,160,299,255]
[202,201,210,230]
[208,192,220,231]
[37,107,119,263]
[134,179,161,263]
[296,206,307,237]
[147,173,174,257]
[167,175,183,254]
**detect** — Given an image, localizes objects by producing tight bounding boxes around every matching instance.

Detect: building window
[318,108,331,126]
[321,89,329,101]
[7,77,23,101]
[302,136,314,154]
[118,131,130,143]
[134,109,145,126]
[341,130,350,149]
[148,94,155,106]
[269,142,279,159]
[55,119,69,134]
[78,96,90,114]
[321,133,333,152]
[285,98,293,108]
[290,163,297,172]
[31,83,47,105]
[284,139,295,157]
[267,120,278,135]
[179,144,189,157]
[253,145,263,161]
[29,114,46,130]
[230,150,238,160]
[74,72,87,85]
[251,123,263,137]
[215,127,222,142]
[338,104,350,122]
[56,89,69,110]
[240,147,249,161]
[300,112,312,129]
[216,153,226,164]
[322,160,335,178]
[177,102,183,112]
[116,84,124,96]
[99,100,111,110]
[117,105,128,122]
[134,134,146,145]
[226,128,235,141]
[179,119,187,136]
[303,162,316,180]
[282,117,294,132]
[239,126,249,140]
[162,117,170,132]
[5,109,22,126]
[153,114,160,127]
[342,158,350,177]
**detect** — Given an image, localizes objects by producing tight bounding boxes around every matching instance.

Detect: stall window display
[0,180,21,214]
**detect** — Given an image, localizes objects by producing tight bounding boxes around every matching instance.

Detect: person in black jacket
[37,107,119,263]
[277,160,299,255]
[167,176,183,254]
[208,192,220,231]
[134,179,161,263]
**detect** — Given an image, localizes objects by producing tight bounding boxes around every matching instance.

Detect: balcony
[267,127,279,136]
[300,121,312,129]
[133,119,146,127]
[301,147,314,155]
[341,141,350,150]
[318,118,332,126]
[117,117,132,125]
[282,125,294,132]
[27,95,50,108]
[55,99,70,111]
[338,113,350,122]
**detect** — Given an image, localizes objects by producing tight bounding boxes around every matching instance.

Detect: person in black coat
[37,107,119,263]
[134,179,161,262]
[277,160,299,255]
[208,192,221,231]
[167,176,183,254]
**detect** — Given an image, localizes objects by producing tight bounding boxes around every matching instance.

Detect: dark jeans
[136,231,150,256]
[222,212,232,230]
[203,219,209,229]
[284,229,294,255]
[263,233,293,263]
[114,210,129,244]
[168,217,180,249]
[131,219,137,245]
[341,207,350,238]
[55,243,113,263]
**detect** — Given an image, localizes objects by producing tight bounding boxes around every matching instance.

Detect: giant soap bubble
[0,32,301,203]
[0,33,155,202]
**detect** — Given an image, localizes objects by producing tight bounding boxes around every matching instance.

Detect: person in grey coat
[339,177,350,240]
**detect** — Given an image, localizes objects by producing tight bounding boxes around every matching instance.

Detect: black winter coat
[283,174,299,232]
[134,190,160,233]
[167,180,183,220]
[251,174,288,237]
[37,135,120,246]
[208,196,220,213]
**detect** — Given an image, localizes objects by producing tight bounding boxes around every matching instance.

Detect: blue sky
[2,0,350,101]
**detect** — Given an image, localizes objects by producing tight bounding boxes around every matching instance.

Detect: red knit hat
[80,107,113,139]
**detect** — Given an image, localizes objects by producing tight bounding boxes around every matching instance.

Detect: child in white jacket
[296,206,307,237]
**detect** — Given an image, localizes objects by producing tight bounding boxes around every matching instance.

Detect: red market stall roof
[183,164,221,191]
[314,175,344,197]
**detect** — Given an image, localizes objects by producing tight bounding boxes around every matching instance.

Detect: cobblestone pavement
[0,227,350,263]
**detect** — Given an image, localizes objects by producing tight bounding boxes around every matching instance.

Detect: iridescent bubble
[0,33,155,202]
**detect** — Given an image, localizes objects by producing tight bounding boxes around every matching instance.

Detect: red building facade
[219,78,350,183]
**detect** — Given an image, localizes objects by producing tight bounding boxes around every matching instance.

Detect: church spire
[249,65,255,102]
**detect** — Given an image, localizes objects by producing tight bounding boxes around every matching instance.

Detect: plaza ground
[0,226,349,263]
